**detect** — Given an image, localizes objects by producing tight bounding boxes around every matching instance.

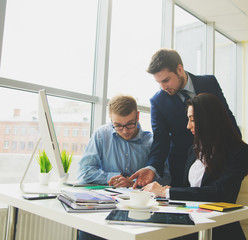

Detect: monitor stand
[20,138,62,194]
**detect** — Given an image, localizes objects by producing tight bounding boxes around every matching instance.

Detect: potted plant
[61,150,73,181]
[36,150,52,185]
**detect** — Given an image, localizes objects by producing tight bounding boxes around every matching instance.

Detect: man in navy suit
[130,49,240,187]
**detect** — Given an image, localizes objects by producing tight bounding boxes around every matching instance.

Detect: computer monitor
[38,89,66,179]
[20,89,66,194]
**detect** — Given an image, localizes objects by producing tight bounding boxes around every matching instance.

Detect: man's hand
[108,175,133,188]
[129,168,155,189]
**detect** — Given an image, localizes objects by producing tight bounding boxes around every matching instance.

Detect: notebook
[57,194,116,210]
[60,201,115,213]
[61,189,116,203]
[199,202,243,212]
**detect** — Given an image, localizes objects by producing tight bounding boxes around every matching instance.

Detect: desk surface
[1,183,248,240]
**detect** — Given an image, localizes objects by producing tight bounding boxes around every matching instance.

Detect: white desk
[1,184,248,240]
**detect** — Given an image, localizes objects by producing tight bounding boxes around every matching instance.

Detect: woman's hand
[142,181,171,198]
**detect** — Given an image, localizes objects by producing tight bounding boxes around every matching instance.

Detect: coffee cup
[129,190,153,206]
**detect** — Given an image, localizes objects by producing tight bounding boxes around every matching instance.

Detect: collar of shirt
[178,72,196,100]
[112,122,142,143]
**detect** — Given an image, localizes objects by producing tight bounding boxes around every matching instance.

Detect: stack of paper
[58,189,117,213]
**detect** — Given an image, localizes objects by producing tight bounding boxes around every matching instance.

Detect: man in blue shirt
[77,95,155,188]
[77,95,159,240]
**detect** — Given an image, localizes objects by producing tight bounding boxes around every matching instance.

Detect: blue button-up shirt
[77,123,153,184]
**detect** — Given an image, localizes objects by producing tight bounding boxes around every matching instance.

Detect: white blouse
[166,159,206,199]
[188,159,205,187]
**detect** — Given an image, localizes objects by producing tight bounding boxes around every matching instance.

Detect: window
[4,127,10,135]
[20,141,25,150]
[20,127,26,136]
[81,129,88,137]
[139,112,152,132]
[55,127,60,137]
[107,0,162,106]
[63,128,70,137]
[11,141,17,150]
[72,143,78,152]
[4,141,9,149]
[0,88,91,184]
[72,128,79,137]
[13,127,18,135]
[62,143,69,151]
[215,31,237,114]
[81,144,87,153]
[28,128,36,135]
[28,142,34,151]
[0,0,98,94]
[174,5,206,74]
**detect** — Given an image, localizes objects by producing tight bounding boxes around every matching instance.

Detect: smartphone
[155,198,186,207]
[155,197,168,202]
[23,194,57,200]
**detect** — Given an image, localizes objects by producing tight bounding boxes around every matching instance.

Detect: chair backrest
[237,176,248,239]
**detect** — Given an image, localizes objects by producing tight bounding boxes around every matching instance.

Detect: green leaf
[61,149,73,173]
[36,150,52,173]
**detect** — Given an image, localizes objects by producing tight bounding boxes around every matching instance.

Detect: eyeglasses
[112,119,137,131]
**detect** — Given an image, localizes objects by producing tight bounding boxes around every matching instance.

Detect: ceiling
[176,0,248,42]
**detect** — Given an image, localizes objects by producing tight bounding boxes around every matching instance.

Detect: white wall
[243,42,248,142]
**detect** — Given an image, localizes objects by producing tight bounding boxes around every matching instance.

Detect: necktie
[180,90,190,104]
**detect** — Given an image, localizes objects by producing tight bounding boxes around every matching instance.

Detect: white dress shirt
[166,159,205,198]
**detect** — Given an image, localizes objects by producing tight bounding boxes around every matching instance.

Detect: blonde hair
[108,95,137,116]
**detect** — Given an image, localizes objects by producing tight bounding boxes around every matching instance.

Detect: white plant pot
[39,172,51,185]
[60,172,69,184]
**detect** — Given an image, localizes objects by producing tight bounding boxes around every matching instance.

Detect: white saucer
[118,200,158,210]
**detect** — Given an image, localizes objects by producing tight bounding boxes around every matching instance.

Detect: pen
[156,198,186,207]
[121,173,129,178]
[168,201,186,207]
[104,188,122,194]
[120,173,134,188]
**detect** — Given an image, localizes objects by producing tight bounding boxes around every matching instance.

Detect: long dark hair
[187,93,243,178]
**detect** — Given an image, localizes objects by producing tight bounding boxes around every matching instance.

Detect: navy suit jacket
[169,143,248,240]
[147,72,240,186]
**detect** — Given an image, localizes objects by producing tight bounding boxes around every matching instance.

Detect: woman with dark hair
[143,93,248,239]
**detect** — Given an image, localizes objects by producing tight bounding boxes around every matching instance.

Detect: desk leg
[198,229,212,240]
[5,206,17,240]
